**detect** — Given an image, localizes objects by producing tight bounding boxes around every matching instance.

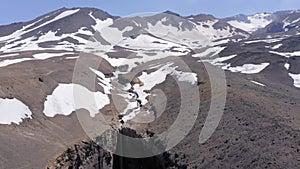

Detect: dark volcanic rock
[47,128,188,169]
[46,140,112,169]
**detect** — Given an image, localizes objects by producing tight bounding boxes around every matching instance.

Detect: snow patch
[118,34,188,52]
[65,56,79,60]
[33,9,80,32]
[0,53,19,58]
[270,51,300,58]
[223,63,270,74]
[0,58,34,67]
[43,83,110,117]
[244,38,283,44]
[0,52,75,67]
[201,54,237,66]
[0,98,32,125]
[289,73,300,88]
[33,52,75,60]
[284,63,290,70]
[271,44,282,49]
[251,80,266,87]
[228,13,272,33]
[121,62,197,120]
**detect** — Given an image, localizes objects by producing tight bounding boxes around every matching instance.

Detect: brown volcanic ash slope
[133,56,300,168]
[0,51,115,169]
[46,56,300,169]
[171,58,300,168]
[0,7,299,169]
[0,52,299,168]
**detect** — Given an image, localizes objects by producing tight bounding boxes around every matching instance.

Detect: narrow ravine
[46,128,188,169]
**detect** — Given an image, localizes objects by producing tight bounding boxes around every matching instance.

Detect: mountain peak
[163,10,181,17]
[186,14,216,22]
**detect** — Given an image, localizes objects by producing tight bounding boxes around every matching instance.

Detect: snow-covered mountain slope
[1,8,300,89]
[225,10,300,35]
[90,10,250,54]
[0,7,253,80]
[2,8,300,56]
[1,7,300,90]
[0,7,117,53]
[255,10,300,35]
[224,13,273,33]
[187,14,250,42]
[0,8,252,55]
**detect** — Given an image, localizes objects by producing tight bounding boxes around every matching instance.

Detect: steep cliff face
[46,140,112,169]
[46,128,188,169]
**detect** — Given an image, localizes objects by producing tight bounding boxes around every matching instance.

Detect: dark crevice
[47,128,187,169]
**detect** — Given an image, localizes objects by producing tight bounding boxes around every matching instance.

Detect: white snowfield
[222,63,270,74]
[0,8,251,55]
[133,62,197,105]
[244,37,284,44]
[196,53,270,74]
[269,51,300,58]
[32,52,75,60]
[228,13,272,33]
[0,58,33,67]
[0,8,291,65]
[201,54,237,66]
[271,44,283,49]
[0,52,76,68]
[94,16,210,53]
[98,47,191,74]
[0,9,80,44]
[146,17,248,48]
[146,19,209,47]
[0,9,112,53]
[194,20,249,42]
[0,53,19,58]
[0,98,32,125]
[0,28,96,53]
[289,73,300,88]
[43,83,110,117]
[118,34,188,52]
